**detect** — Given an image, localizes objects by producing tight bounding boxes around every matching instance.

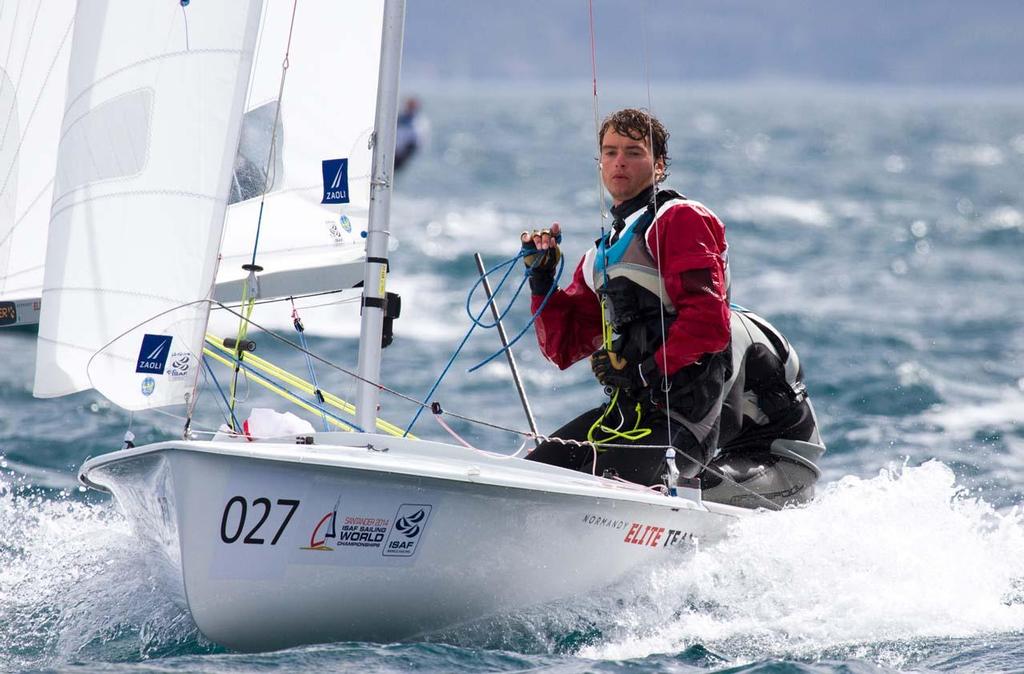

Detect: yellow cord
[586,388,653,448]
[205,348,355,431]
[205,333,412,439]
[226,277,258,426]
[594,297,652,447]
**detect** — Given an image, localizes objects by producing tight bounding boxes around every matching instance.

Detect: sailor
[522,108,732,486]
[703,308,826,508]
[394,97,421,172]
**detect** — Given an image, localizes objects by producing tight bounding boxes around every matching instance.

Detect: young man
[522,108,732,485]
[522,108,826,506]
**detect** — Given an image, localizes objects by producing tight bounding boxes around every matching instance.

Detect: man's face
[600,128,665,205]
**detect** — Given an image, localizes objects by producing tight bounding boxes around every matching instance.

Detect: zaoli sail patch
[321,158,350,204]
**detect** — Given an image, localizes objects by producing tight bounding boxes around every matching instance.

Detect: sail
[33,0,264,409]
[215,1,385,304]
[0,2,76,327]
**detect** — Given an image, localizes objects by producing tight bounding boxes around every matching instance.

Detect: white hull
[80,433,746,651]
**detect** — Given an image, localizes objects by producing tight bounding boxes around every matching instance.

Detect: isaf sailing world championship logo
[303,496,432,558]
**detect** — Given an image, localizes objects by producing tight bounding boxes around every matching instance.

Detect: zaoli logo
[136,334,173,374]
[383,504,432,557]
[321,158,349,204]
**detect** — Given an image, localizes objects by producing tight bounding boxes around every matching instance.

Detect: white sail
[33,0,264,409]
[215,1,385,305]
[0,1,76,326]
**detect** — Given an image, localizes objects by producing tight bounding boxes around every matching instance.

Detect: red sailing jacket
[531,199,730,376]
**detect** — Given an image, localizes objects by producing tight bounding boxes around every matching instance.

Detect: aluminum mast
[355,0,406,433]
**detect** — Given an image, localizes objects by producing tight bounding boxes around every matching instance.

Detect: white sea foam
[0,479,199,668]
[921,388,1024,435]
[580,461,1024,665]
[723,195,831,227]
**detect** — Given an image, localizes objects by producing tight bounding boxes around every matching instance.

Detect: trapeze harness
[579,190,730,449]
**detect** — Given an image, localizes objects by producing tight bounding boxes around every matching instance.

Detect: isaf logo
[383,504,432,557]
[394,509,426,538]
[167,351,192,379]
[136,334,173,374]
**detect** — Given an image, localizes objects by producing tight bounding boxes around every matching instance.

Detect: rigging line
[203,355,240,431]
[587,0,608,225]
[211,299,419,406]
[291,300,330,432]
[204,346,361,432]
[226,0,300,422]
[180,3,190,51]
[204,333,408,437]
[211,299,547,438]
[212,288,355,310]
[247,0,299,268]
[639,0,674,447]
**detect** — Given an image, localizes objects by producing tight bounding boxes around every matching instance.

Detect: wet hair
[598,108,670,182]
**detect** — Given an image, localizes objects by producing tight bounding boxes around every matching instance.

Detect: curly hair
[598,108,670,182]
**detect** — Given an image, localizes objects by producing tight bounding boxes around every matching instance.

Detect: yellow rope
[586,388,653,448]
[204,348,355,431]
[204,333,412,439]
[226,280,258,426]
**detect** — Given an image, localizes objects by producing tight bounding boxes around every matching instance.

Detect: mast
[355,0,406,433]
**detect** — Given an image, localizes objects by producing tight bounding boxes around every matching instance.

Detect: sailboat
[24,0,752,652]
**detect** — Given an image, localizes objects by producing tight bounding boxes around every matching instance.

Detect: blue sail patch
[321,158,350,204]
[136,334,173,374]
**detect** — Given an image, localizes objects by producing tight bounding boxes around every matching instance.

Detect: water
[2,82,1024,672]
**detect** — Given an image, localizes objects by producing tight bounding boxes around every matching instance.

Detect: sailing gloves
[590,349,660,397]
[521,227,561,295]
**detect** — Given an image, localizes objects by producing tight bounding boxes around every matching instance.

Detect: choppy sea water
[2,82,1024,672]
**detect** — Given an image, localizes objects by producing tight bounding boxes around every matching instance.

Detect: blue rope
[465,251,564,372]
[203,356,241,431]
[402,249,563,436]
[250,200,266,267]
[293,314,331,432]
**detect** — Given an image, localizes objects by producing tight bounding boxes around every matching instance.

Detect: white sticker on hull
[581,511,699,551]
[293,483,439,567]
[382,504,432,557]
[207,464,441,579]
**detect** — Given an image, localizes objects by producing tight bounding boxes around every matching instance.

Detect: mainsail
[33,0,264,409]
[0,2,76,326]
[215,1,383,305]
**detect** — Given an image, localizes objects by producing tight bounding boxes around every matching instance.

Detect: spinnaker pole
[355,0,406,433]
[473,253,540,446]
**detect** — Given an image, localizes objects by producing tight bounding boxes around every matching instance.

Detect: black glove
[521,228,561,295]
[590,349,659,396]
